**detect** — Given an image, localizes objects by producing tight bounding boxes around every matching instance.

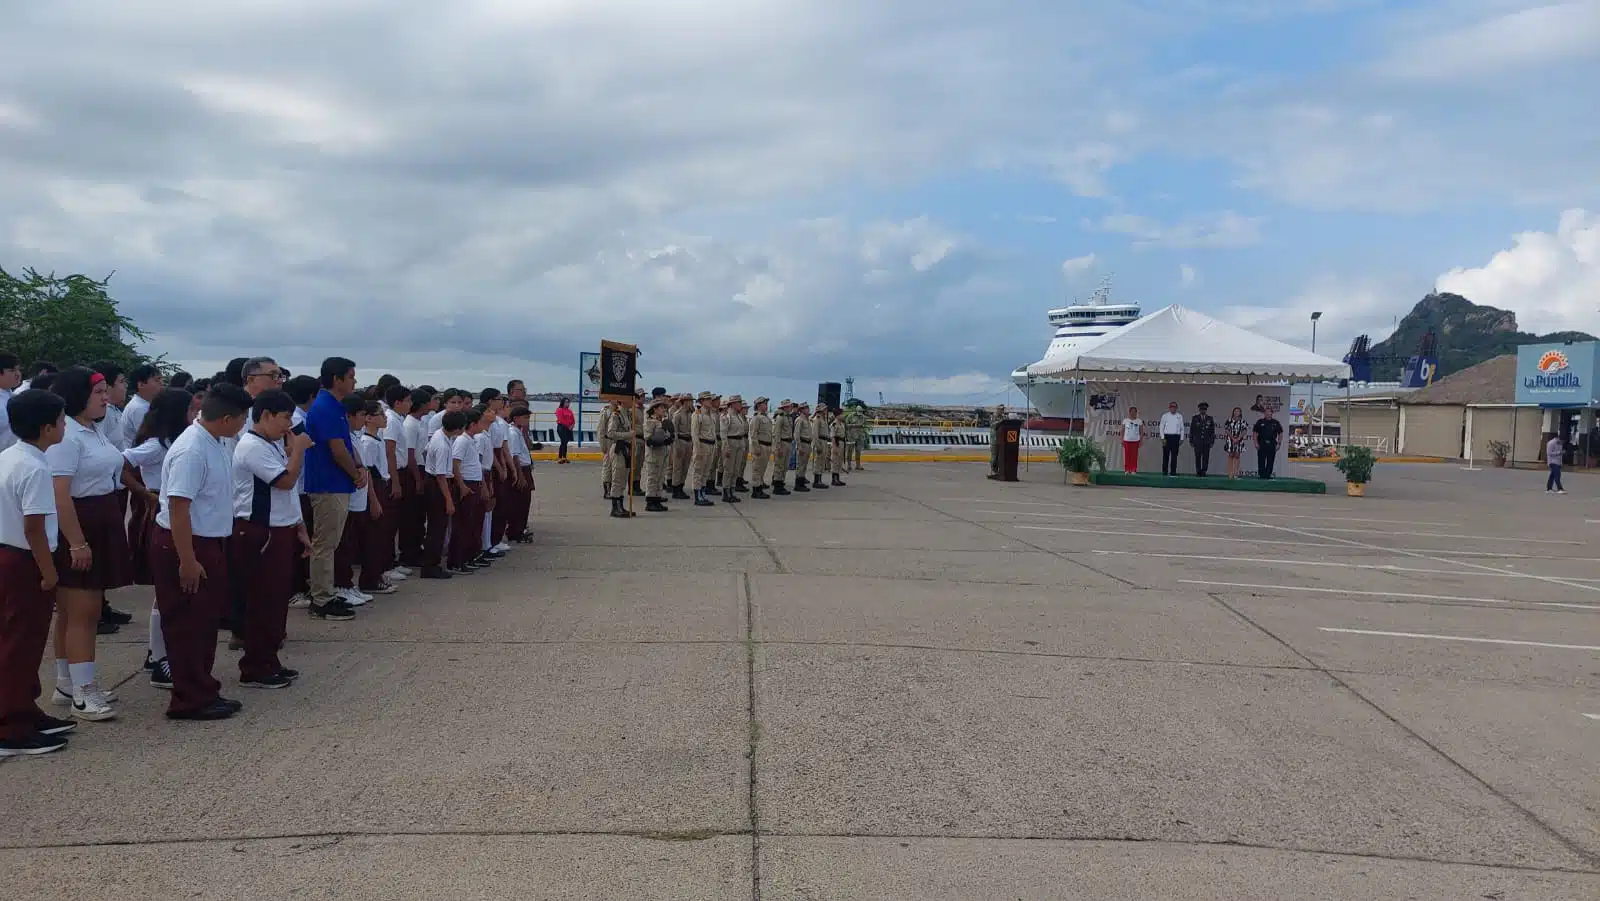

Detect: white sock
[55,658,71,690]
[482,514,492,547]
[68,661,96,691]
[149,607,167,659]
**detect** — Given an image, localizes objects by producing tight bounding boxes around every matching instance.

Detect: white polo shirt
[1159,411,1185,436]
[475,430,494,472]
[359,430,389,480]
[382,409,409,468]
[426,410,445,437]
[508,428,532,466]
[424,429,454,477]
[232,431,302,528]
[403,415,428,467]
[121,394,151,449]
[453,433,484,482]
[489,416,509,453]
[0,388,15,453]
[158,423,234,538]
[0,441,58,551]
[46,417,125,498]
[123,438,170,491]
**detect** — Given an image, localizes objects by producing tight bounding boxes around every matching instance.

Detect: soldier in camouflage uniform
[670,394,693,500]
[598,401,615,498]
[829,407,847,486]
[747,397,774,499]
[719,395,747,503]
[843,404,868,472]
[641,399,673,512]
[791,403,812,491]
[810,405,832,489]
[604,402,636,518]
[690,393,720,506]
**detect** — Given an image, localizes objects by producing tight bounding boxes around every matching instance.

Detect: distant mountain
[1365,292,1596,380]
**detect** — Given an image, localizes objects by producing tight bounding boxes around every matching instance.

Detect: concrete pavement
[3,459,1597,899]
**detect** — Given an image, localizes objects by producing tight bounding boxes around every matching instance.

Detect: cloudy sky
[2,0,1598,404]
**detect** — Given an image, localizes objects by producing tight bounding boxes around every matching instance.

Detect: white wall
[1086,383,1288,475]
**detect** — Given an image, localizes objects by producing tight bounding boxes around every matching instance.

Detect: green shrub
[1335,445,1376,483]
[1056,437,1107,474]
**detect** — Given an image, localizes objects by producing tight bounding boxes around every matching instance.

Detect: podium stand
[988,418,1024,481]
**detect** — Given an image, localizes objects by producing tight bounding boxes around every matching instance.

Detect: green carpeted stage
[1089,472,1328,494]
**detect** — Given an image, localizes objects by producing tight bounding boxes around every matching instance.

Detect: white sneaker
[383,569,408,582]
[492,542,511,554]
[288,592,312,609]
[337,588,370,606]
[369,581,398,595]
[71,685,117,722]
[57,684,115,705]
[395,566,413,576]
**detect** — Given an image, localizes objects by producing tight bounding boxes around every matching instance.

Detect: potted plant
[1057,437,1107,486]
[1487,440,1511,468]
[1334,445,1376,496]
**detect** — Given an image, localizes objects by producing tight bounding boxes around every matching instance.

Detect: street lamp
[1310,311,1323,353]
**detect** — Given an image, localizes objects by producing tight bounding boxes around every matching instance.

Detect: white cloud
[1218,275,1411,353]
[1094,211,1264,248]
[1435,208,1600,335]
[1179,263,1198,287]
[1372,1,1600,83]
[1061,253,1097,278]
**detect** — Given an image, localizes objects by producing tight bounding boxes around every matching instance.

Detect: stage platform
[1090,471,1328,494]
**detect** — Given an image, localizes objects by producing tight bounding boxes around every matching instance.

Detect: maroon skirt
[128,487,156,586]
[54,492,135,591]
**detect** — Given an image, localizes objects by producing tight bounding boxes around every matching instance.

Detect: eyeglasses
[251,370,285,382]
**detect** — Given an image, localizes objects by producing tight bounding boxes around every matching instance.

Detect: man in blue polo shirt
[303,357,367,620]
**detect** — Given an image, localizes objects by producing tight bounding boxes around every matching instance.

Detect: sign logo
[610,354,628,384]
[1538,350,1569,373]
[1524,349,1582,393]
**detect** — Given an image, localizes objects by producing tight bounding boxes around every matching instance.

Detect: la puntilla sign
[1515,342,1600,406]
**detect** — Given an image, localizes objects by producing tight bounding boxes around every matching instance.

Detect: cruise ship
[1011,277,1141,427]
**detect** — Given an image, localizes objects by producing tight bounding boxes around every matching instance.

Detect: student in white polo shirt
[0,390,75,756]
[421,410,465,580]
[122,387,196,689]
[504,405,536,544]
[153,384,251,721]
[0,352,23,452]
[231,389,311,691]
[449,407,491,574]
[379,385,412,581]
[398,388,434,569]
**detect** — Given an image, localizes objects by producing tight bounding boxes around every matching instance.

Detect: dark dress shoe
[167,700,236,721]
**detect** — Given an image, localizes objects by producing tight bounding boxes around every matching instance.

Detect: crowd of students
[0,352,538,756]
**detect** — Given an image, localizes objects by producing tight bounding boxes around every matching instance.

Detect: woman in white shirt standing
[47,368,134,721]
[1119,406,1143,474]
[121,388,195,689]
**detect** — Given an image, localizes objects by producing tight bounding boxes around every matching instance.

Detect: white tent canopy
[1024,304,1352,385]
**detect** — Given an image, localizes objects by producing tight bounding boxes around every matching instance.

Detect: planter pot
[1070,471,1091,486]
[1346,481,1366,497]
[1492,458,1507,468]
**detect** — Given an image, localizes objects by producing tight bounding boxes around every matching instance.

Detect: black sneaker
[276,668,300,681]
[143,651,156,672]
[101,603,133,626]
[420,566,453,580]
[466,557,490,569]
[241,673,292,690]
[219,697,244,713]
[35,714,76,736]
[150,657,173,690]
[0,733,69,757]
[96,620,120,636]
[309,600,356,621]
[449,565,473,576]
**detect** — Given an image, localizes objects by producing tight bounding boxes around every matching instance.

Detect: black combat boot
[672,484,691,500]
[772,480,790,495]
[793,478,810,492]
[735,478,749,493]
[722,485,741,503]
[694,488,714,507]
[831,474,846,487]
[645,498,668,512]
[751,485,769,499]
[609,497,632,518]
[813,474,828,489]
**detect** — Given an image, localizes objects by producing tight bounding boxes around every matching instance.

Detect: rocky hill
[1366,292,1595,379]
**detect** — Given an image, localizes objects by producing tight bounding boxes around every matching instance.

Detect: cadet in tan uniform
[597,402,614,498]
[811,405,832,489]
[689,393,720,507]
[829,408,846,487]
[747,398,774,499]
[770,399,794,495]
[604,402,636,518]
[719,395,746,503]
[791,403,812,492]
[670,395,693,500]
[641,399,672,512]
[629,389,646,498]
[733,397,752,493]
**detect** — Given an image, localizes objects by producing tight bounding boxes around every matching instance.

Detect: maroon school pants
[448,483,484,569]
[423,478,452,568]
[231,519,296,683]
[398,470,426,567]
[152,529,229,716]
[489,469,510,547]
[0,548,55,741]
[334,503,391,591]
[293,494,313,595]
[505,466,533,540]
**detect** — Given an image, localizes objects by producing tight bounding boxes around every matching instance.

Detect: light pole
[1309,311,1323,438]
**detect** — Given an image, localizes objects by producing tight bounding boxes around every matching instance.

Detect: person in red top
[554,398,575,464]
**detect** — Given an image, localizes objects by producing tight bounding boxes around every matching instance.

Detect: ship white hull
[1011,371,1087,419]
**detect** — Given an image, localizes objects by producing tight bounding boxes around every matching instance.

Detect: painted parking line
[1016,525,1305,547]
[1088,549,1600,583]
[1584,713,1600,721]
[980,510,1581,546]
[1317,627,1600,652]
[1178,580,1600,611]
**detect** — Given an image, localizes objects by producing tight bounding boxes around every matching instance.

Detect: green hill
[1366,292,1595,380]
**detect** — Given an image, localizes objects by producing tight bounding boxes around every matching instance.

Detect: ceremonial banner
[598,340,638,402]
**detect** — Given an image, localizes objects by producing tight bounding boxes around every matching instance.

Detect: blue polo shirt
[303,389,354,494]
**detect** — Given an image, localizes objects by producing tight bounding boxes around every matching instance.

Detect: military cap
[697,391,714,401]
[725,394,743,404]
[753,396,769,406]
